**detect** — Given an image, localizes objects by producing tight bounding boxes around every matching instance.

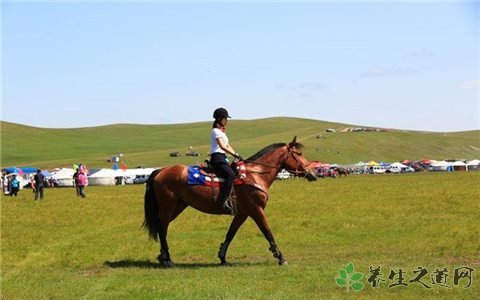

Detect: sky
[2,0,479,131]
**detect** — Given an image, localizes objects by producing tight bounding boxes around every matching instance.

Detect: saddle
[187,161,247,215]
[187,160,247,187]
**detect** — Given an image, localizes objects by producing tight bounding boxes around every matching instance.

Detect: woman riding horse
[210,107,243,214]
[143,136,317,267]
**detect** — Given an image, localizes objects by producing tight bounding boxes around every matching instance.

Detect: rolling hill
[1,118,479,169]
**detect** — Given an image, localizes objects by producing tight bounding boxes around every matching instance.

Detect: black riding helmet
[213,107,231,120]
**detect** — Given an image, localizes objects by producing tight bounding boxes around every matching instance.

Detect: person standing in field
[77,168,88,198]
[34,169,45,201]
[73,167,80,197]
[10,174,20,197]
[30,174,36,194]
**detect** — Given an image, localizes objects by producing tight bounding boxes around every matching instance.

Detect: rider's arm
[216,137,236,157]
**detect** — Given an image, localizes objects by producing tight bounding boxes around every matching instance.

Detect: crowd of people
[1,169,46,200]
[1,164,89,200]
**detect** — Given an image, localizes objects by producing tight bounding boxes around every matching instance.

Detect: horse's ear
[289,136,297,146]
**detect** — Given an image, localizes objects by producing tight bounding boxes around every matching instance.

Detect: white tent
[111,168,156,185]
[118,168,156,178]
[452,161,468,171]
[88,169,117,186]
[431,161,451,171]
[390,162,408,168]
[52,168,75,187]
[466,159,480,170]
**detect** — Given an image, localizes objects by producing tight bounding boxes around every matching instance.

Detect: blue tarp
[3,167,39,174]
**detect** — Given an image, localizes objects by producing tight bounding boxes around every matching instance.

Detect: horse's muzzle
[305,172,317,181]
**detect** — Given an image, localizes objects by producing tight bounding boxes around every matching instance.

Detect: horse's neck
[247,148,285,188]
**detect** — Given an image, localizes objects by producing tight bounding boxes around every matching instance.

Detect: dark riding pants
[210,153,235,201]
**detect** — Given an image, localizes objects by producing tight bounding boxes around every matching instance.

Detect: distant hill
[1,118,479,169]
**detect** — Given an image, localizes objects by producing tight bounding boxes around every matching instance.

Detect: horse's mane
[246,142,304,161]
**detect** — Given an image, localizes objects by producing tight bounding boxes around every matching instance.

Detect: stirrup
[223,200,232,210]
[219,199,233,214]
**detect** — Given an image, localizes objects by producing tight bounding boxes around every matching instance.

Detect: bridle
[283,146,312,176]
[244,145,312,176]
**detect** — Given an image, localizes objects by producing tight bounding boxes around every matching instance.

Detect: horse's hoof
[220,261,231,267]
[162,260,175,268]
[158,255,175,268]
[279,259,288,266]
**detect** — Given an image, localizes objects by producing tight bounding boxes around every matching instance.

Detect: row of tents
[352,159,480,171]
[2,167,157,188]
[53,167,157,186]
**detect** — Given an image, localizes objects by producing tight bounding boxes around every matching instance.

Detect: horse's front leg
[251,207,287,266]
[218,214,247,265]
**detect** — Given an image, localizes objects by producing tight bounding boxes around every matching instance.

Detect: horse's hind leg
[218,214,247,265]
[157,219,174,268]
[157,200,188,268]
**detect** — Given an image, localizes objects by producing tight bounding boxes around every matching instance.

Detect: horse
[143,136,317,267]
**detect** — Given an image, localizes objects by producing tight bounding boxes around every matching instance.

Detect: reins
[243,146,311,176]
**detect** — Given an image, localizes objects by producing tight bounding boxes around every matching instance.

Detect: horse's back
[154,165,189,185]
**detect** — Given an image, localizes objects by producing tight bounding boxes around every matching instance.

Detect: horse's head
[283,136,317,181]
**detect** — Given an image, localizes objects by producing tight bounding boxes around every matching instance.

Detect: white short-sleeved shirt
[210,128,229,154]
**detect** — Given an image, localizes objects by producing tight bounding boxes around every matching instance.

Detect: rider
[210,107,243,213]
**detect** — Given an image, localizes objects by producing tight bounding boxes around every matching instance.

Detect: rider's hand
[234,153,244,161]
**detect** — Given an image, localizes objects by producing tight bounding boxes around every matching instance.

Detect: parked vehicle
[369,166,386,174]
[385,166,401,174]
[133,174,149,184]
[185,152,200,157]
[276,169,292,180]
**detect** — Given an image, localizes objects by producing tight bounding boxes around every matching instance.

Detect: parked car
[133,174,148,184]
[385,166,401,174]
[276,169,292,180]
[369,166,386,174]
[185,152,200,157]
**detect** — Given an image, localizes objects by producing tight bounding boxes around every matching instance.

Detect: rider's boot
[218,192,233,214]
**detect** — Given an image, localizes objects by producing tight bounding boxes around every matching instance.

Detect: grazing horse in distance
[143,136,317,267]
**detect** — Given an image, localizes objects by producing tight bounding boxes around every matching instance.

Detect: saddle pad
[187,166,246,187]
[187,166,223,187]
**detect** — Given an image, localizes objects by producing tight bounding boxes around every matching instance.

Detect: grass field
[1,172,479,299]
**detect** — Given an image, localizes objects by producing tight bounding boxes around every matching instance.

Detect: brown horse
[143,136,317,267]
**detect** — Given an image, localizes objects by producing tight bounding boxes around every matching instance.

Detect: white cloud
[460,79,480,89]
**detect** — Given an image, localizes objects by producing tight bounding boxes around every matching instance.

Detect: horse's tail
[142,168,163,241]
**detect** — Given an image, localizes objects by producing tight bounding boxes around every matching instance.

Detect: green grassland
[1,118,479,169]
[1,118,479,299]
[1,172,479,299]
